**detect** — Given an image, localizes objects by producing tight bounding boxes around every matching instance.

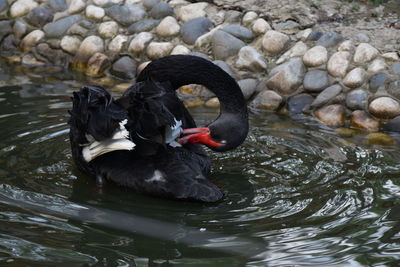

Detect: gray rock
[355,33,370,43]
[68,23,88,37]
[238,79,258,100]
[369,97,400,119]
[106,4,147,26]
[36,43,65,64]
[212,30,245,60]
[368,58,387,74]
[303,70,330,92]
[310,84,342,109]
[370,73,389,93]
[150,2,173,19]
[0,0,8,13]
[79,20,94,29]
[111,56,137,80]
[274,20,301,34]
[306,31,323,41]
[128,19,159,34]
[346,88,368,110]
[384,116,400,132]
[221,24,254,42]
[316,32,343,47]
[181,17,213,45]
[13,20,27,40]
[267,57,306,95]
[1,34,16,51]
[143,0,160,10]
[387,81,400,99]
[43,14,81,38]
[48,0,66,12]
[0,21,12,42]
[288,93,314,113]
[213,60,236,78]
[27,7,54,27]
[391,63,400,75]
[224,10,242,23]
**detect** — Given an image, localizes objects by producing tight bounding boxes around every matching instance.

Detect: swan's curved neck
[137,55,247,116]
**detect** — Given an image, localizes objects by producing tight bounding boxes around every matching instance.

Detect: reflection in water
[1,80,400,266]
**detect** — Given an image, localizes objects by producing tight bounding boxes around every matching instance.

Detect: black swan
[68,55,248,202]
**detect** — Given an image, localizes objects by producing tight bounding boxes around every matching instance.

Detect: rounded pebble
[353,43,379,64]
[146,42,174,59]
[315,104,346,127]
[85,5,105,21]
[262,30,289,54]
[251,90,283,111]
[302,45,328,67]
[156,16,180,37]
[60,35,81,54]
[343,67,367,88]
[181,17,213,45]
[110,56,137,80]
[10,0,38,18]
[170,45,190,55]
[288,93,314,113]
[327,51,351,77]
[108,34,128,53]
[303,70,330,92]
[176,2,208,22]
[346,88,369,110]
[252,18,271,35]
[369,97,400,119]
[350,110,379,131]
[235,46,267,72]
[20,30,44,52]
[242,11,257,26]
[150,2,174,19]
[98,21,119,39]
[128,32,153,54]
[212,30,245,60]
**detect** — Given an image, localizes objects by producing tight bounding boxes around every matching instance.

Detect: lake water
[1,66,400,266]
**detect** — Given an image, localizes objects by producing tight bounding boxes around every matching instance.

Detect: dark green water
[1,68,400,266]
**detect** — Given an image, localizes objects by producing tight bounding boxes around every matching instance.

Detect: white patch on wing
[145,170,166,183]
[165,118,182,147]
[82,119,135,162]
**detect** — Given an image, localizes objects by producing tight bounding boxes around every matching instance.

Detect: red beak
[177,127,223,148]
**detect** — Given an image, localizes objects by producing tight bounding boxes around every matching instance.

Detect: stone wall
[1,0,400,132]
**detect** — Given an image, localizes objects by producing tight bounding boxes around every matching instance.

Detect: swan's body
[69,55,248,202]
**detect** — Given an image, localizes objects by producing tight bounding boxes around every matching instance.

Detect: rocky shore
[1,0,400,136]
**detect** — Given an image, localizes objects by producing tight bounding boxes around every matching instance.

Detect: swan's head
[178,113,248,152]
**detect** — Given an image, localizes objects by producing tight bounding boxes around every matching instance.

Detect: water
[1,69,400,266]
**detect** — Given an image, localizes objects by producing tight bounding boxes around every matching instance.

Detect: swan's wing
[116,80,196,152]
